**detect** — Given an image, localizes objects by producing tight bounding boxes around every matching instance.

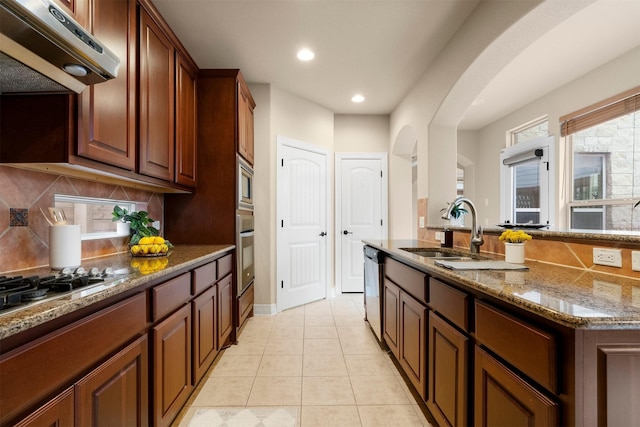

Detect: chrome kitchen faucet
[441,196,484,254]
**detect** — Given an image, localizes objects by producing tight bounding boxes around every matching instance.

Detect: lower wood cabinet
[152,304,193,427]
[218,273,233,347]
[427,311,469,427]
[383,276,427,400]
[76,335,149,426]
[14,387,74,427]
[192,285,218,384]
[399,290,427,399]
[4,250,236,426]
[383,278,401,358]
[474,346,558,427]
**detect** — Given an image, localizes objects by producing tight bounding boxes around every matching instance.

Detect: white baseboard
[253,304,277,315]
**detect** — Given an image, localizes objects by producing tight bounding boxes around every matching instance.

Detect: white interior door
[336,154,388,293]
[277,137,329,311]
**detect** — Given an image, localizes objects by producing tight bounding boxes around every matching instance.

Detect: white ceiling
[153,0,640,130]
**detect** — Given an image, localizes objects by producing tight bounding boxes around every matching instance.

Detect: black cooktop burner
[0,267,115,313]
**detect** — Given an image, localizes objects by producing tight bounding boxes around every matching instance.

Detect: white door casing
[335,153,388,293]
[277,136,330,311]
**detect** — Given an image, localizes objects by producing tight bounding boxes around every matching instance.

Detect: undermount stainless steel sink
[400,247,476,260]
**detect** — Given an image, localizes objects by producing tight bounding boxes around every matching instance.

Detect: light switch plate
[419,216,425,228]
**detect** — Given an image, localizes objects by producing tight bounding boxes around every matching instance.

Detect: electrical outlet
[593,248,622,267]
[632,251,640,272]
[419,216,425,228]
[153,221,161,230]
[435,231,443,241]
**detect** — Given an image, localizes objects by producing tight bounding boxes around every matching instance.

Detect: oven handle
[239,230,254,237]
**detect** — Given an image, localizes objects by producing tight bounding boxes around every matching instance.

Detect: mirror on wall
[54,195,146,240]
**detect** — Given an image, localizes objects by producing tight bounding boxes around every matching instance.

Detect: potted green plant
[112,205,159,245]
[441,202,468,225]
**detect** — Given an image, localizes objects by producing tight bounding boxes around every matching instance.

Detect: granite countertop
[0,245,234,340]
[427,224,640,244]
[365,239,640,330]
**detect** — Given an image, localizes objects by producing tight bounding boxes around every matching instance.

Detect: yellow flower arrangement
[499,229,532,243]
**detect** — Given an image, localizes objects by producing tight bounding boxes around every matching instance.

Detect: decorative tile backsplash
[0,166,164,273]
[9,208,28,227]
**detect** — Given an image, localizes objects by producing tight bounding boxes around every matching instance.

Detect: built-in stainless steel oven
[237,213,255,294]
[238,156,254,211]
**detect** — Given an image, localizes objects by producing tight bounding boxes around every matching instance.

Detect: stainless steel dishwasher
[364,245,384,343]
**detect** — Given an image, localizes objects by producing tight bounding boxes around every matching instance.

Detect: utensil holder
[49,224,82,269]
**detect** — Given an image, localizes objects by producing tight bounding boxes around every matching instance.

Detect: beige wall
[390,1,604,229]
[249,84,335,309]
[470,46,640,227]
[334,115,389,153]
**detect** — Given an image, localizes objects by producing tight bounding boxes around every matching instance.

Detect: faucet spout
[441,196,484,254]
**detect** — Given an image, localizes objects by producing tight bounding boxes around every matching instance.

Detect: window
[456,166,464,196]
[54,195,145,240]
[500,134,555,226]
[561,87,640,231]
[511,117,549,145]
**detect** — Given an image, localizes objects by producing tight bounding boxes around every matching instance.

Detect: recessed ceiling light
[297,48,315,61]
[352,94,365,103]
[471,98,485,106]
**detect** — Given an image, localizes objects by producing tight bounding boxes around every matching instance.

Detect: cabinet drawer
[384,257,427,304]
[151,273,191,322]
[475,301,557,393]
[217,254,233,279]
[192,262,216,295]
[429,279,469,332]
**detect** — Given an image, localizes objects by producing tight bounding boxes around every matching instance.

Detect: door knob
[343,230,353,235]
[319,232,327,237]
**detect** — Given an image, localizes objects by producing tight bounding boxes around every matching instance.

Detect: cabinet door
[192,285,217,384]
[175,53,198,187]
[427,312,469,427]
[217,273,234,347]
[76,335,149,427]
[474,346,558,427]
[383,278,400,358]
[237,81,255,165]
[139,7,175,181]
[77,0,136,170]
[14,387,74,427]
[152,304,192,427]
[399,290,427,399]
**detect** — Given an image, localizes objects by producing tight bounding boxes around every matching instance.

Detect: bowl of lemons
[130,236,171,257]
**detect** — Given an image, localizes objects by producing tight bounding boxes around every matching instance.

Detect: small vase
[116,222,130,237]
[504,242,525,264]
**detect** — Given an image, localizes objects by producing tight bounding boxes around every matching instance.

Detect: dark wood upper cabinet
[77,0,137,171]
[138,6,175,182]
[0,0,197,192]
[238,81,255,165]
[175,53,198,187]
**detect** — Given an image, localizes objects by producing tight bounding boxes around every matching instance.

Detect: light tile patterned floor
[173,293,431,427]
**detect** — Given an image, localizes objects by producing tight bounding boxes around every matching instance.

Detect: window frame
[561,87,640,231]
[500,135,555,226]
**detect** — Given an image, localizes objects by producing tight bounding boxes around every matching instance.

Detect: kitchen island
[365,239,640,427]
[0,245,235,427]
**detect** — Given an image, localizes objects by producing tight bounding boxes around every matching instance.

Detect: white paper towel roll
[49,224,82,269]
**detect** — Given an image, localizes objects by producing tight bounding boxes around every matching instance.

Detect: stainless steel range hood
[0,0,120,94]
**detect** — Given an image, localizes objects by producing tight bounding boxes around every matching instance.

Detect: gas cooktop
[0,266,122,316]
